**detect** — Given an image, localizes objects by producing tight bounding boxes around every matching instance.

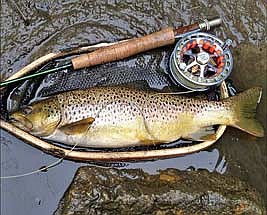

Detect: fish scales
[59,88,212,138]
[10,86,264,148]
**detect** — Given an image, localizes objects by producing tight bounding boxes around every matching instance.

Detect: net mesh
[38,48,174,98]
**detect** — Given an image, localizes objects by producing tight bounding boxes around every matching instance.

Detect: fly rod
[0,18,221,87]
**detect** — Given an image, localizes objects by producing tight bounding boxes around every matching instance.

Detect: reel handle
[72,18,221,70]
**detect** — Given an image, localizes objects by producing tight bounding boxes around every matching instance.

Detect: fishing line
[1,100,110,179]
[0,139,81,179]
[1,104,107,179]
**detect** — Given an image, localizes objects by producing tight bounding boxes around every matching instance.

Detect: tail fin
[229,87,264,137]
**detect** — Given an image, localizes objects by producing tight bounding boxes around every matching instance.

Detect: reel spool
[170,32,233,91]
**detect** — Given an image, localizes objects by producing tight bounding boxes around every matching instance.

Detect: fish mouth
[9,114,33,132]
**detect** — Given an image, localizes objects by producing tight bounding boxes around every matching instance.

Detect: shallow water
[1,1,266,214]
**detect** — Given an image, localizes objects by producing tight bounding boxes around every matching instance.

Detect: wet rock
[54,167,265,215]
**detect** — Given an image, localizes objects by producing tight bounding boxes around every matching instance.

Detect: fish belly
[47,118,158,148]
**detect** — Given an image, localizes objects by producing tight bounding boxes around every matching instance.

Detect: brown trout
[9,86,264,148]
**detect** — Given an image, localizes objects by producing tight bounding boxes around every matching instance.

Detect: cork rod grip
[72,27,175,70]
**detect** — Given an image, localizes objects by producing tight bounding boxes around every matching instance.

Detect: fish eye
[21,106,33,115]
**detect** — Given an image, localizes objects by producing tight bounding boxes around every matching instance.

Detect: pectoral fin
[59,117,95,135]
[185,126,216,141]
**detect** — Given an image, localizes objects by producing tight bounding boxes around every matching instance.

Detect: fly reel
[170,32,233,91]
